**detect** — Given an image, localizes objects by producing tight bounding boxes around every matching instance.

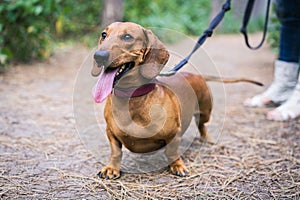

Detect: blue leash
[160,0,271,76]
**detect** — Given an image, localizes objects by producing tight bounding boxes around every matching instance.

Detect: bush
[0,0,278,68]
[0,0,61,66]
[0,0,102,67]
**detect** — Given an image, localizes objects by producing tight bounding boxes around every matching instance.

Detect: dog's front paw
[98,166,121,180]
[169,158,189,177]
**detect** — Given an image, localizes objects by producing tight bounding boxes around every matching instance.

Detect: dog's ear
[91,60,102,77]
[140,29,169,79]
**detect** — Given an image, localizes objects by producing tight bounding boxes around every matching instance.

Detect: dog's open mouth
[111,62,135,86]
[93,62,135,103]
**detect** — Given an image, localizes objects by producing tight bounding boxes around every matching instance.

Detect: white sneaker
[244,60,299,107]
[267,75,300,121]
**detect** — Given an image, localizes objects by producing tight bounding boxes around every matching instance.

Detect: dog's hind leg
[194,111,215,144]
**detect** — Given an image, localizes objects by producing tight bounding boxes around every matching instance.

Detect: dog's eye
[121,34,134,41]
[101,32,107,40]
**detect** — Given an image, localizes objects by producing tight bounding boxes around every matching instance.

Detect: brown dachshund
[92,22,261,179]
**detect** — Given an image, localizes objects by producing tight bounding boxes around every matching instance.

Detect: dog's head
[92,22,169,103]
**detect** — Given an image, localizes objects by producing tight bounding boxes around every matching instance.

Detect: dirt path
[0,34,299,199]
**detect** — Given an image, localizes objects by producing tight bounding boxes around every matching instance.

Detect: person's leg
[266,0,300,121]
[276,0,300,63]
[244,0,300,110]
[243,60,298,107]
[267,76,300,121]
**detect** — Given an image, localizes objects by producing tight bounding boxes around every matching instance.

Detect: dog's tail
[203,75,263,86]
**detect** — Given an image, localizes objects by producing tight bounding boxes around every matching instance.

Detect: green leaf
[34,5,43,15]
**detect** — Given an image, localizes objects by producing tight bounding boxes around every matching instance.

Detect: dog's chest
[105,94,181,153]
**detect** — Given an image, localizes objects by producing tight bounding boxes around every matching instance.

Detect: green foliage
[124,1,267,43]
[0,0,61,65]
[0,0,278,68]
[267,2,280,53]
[219,13,265,34]
[124,0,211,43]
[0,0,102,67]
[218,3,265,34]
[55,1,103,37]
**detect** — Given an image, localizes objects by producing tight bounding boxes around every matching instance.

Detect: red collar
[113,83,156,98]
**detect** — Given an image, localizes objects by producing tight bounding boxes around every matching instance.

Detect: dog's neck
[113,82,156,98]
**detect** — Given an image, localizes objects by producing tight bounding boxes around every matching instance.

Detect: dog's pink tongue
[93,68,118,103]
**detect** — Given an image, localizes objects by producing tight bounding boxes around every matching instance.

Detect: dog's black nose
[94,50,109,66]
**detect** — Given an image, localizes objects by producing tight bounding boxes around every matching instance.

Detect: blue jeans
[276,0,300,63]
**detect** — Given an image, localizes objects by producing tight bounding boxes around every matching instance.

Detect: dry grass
[1,101,299,199]
[1,39,299,199]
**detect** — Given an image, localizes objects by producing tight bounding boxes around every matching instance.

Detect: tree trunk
[101,0,124,27]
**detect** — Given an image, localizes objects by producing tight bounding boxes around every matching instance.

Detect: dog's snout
[94,50,109,66]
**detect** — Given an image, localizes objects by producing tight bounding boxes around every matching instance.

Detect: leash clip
[159,70,176,77]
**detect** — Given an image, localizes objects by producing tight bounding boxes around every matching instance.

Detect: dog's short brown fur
[92,22,259,179]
